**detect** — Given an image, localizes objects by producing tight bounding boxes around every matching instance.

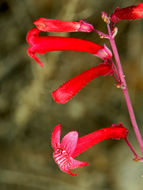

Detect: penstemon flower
[111,3,143,23]
[52,123,128,175]
[52,64,113,104]
[33,18,94,32]
[26,20,112,67]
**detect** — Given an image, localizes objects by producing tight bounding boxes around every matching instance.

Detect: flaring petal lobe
[70,157,89,168]
[51,124,61,151]
[61,131,78,156]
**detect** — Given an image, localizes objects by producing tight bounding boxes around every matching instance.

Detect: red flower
[111,3,143,23]
[52,123,128,175]
[26,27,112,67]
[52,64,113,104]
[33,18,94,32]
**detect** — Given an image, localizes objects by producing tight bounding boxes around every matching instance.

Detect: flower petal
[26,28,44,67]
[111,3,143,23]
[27,47,43,67]
[54,152,88,176]
[61,131,78,156]
[63,157,88,176]
[63,169,77,176]
[33,18,94,33]
[70,157,89,169]
[52,64,113,104]
[51,124,61,151]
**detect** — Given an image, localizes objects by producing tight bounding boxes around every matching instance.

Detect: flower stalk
[107,22,143,156]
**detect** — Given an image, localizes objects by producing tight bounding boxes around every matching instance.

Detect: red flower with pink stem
[26,19,114,103]
[52,123,128,175]
[26,5,143,163]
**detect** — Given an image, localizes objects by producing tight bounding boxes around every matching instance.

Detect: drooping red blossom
[52,123,128,175]
[26,28,112,67]
[34,18,94,32]
[111,3,143,23]
[52,64,113,104]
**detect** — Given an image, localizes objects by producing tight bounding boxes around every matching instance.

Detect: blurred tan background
[0,0,143,189]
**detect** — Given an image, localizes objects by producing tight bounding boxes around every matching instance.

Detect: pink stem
[125,137,139,159]
[93,29,109,39]
[107,23,143,156]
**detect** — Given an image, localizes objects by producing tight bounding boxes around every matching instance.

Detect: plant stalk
[107,23,143,156]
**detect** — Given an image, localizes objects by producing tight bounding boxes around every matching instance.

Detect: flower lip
[52,124,89,175]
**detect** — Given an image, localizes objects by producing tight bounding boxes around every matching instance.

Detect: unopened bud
[101,12,110,24]
[112,27,118,38]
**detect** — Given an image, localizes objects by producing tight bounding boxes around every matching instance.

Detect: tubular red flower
[52,123,128,175]
[72,123,128,158]
[33,18,94,32]
[111,3,143,23]
[52,64,113,104]
[26,28,112,67]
